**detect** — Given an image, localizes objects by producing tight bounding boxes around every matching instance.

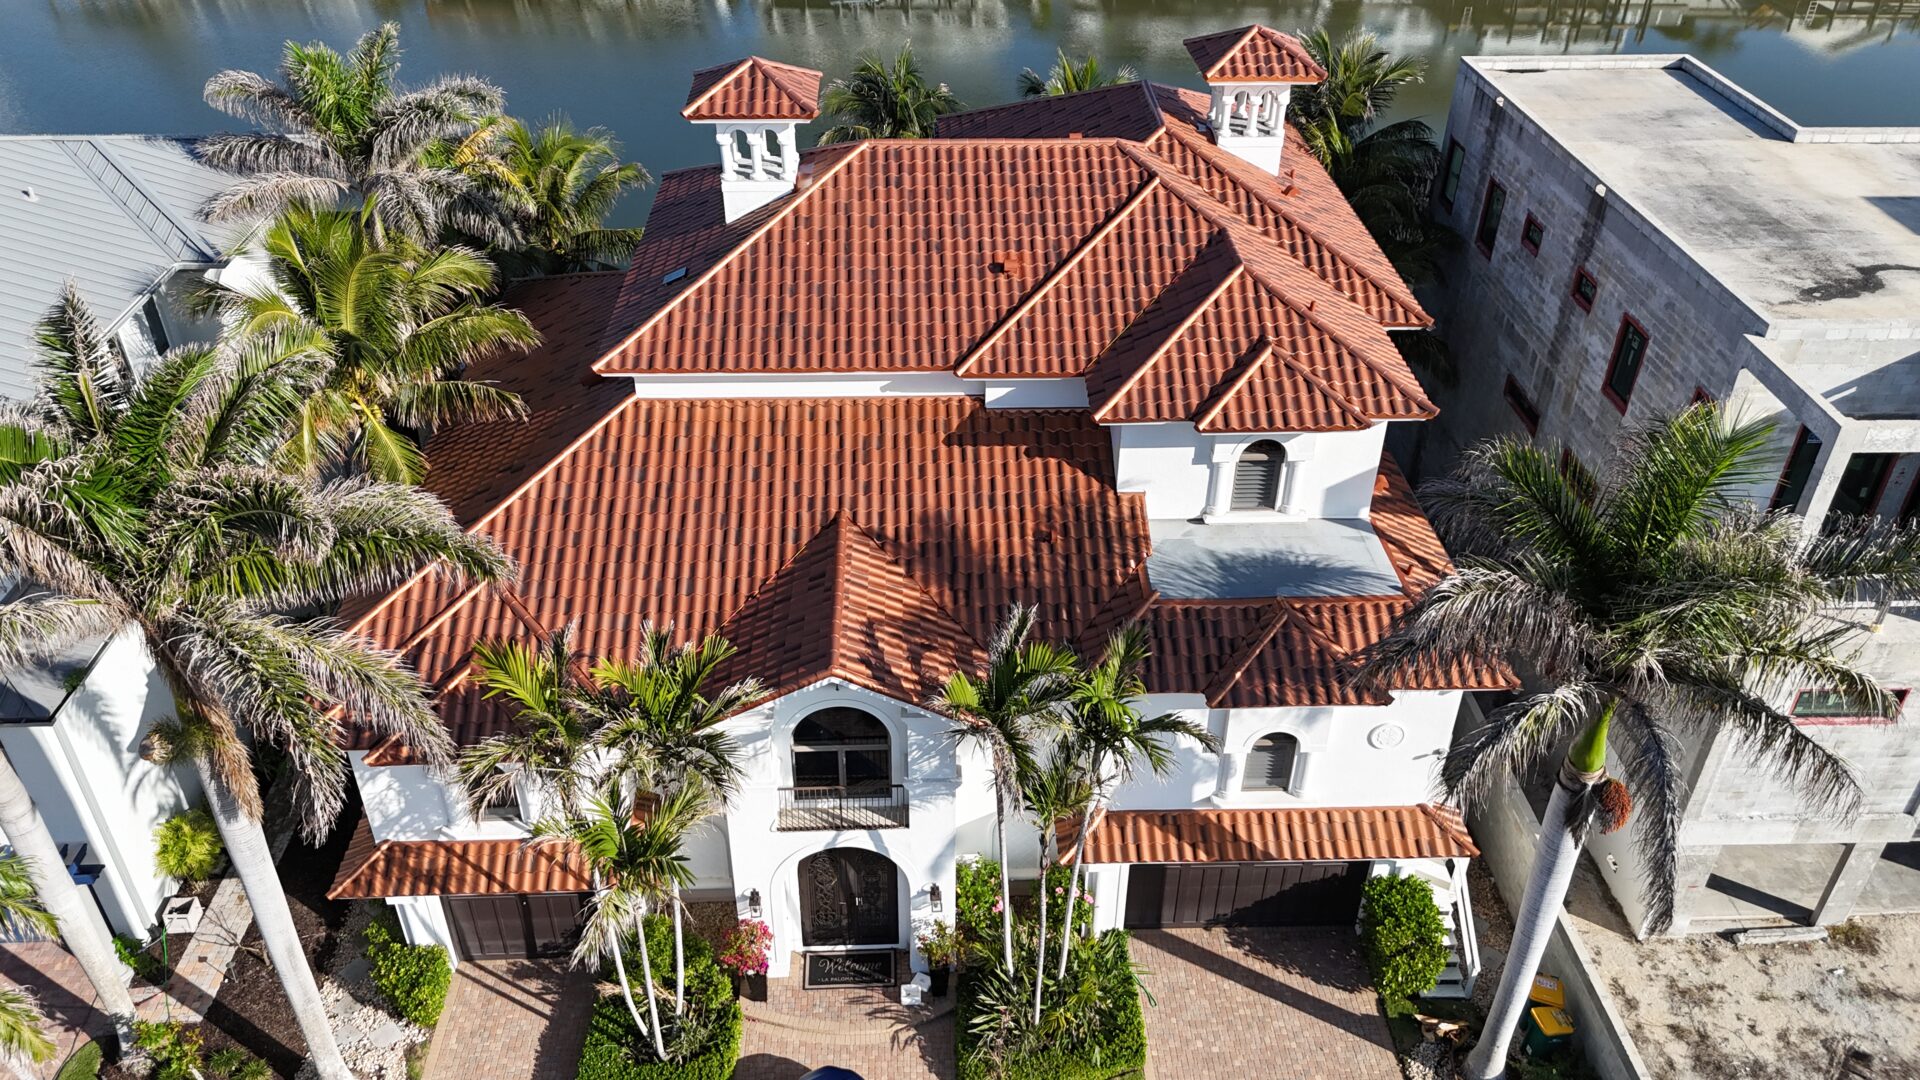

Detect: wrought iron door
[799,849,899,946]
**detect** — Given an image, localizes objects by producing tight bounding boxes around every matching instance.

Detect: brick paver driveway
[1132,927,1401,1080]
[423,959,594,1080]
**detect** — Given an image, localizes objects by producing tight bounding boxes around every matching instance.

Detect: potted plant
[916,920,962,998]
[719,918,773,1002]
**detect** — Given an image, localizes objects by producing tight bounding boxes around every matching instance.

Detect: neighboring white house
[325,28,1510,992]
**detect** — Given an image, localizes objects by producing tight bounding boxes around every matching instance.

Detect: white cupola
[1182,26,1327,175]
[682,56,825,223]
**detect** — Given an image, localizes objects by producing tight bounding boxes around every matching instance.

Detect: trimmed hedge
[365,912,452,1027]
[153,809,224,883]
[1357,873,1448,1002]
[955,930,1147,1080]
[575,914,742,1080]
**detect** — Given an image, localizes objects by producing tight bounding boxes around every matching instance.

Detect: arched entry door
[799,848,900,947]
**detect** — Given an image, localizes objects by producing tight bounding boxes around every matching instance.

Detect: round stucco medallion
[1367,723,1406,750]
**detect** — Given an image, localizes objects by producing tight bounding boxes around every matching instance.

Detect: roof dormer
[683,56,825,223]
[1183,26,1325,175]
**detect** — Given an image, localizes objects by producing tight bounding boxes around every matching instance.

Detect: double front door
[799,849,900,947]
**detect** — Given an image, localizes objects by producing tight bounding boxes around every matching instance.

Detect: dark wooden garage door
[1123,862,1367,928]
[446,892,588,960]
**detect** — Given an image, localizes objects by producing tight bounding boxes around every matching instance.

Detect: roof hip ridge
[1090,238,1246,421]
[833,511,992,658]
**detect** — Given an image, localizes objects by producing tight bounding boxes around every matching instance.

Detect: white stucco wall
[978,379,1090,409]
[389,894,457,964]
[624,372,975,399]
[0,629,201,937]
[1110,422,1390,521]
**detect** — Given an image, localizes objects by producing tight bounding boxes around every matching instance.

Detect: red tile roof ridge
[1189,25,1264,81]
[593,141,877,373]
[1202,600,1290,704]
[1183,26,1327,85]
[1090,253,1246,423]
[1203,338,1374,433]
[835,512,991,656]
[936,80,1167,132]
[1191,336,1278,432]
[683,56,823,120]
[1156,123,1430,327]
[954,172,1166,378]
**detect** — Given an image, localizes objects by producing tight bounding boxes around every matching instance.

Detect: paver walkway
[1131,927,1401,1080]
[735,953,955,1079]
[0,942,116,1079]
[421,959,595,1080]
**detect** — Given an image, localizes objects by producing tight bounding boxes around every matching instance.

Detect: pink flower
[992,899,1004,913]
[1080,891,1093,902]
[1055,886,1065,895]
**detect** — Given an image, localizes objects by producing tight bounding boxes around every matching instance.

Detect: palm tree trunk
[0,748,135,1056]
[634,905,668,1061]
[1030,834,1050,1026]
[671,882,686,1016]
[1056,801,1094,981]
[993,776,1015,976]
[1463,715,1610,1080]
[195,759,354,1080]
[608,925,649,1040]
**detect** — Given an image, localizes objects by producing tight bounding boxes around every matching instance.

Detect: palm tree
[0,986,54,1080]
[591,629,763,1014]
[1357,405,1920,1080]
[931,606,1076,975]
[1019,751,1088,1025]
[457,117,650,274]
[460,627,599,823]
[1287,29,1452,285]
[199,22,509,246]
[817,45,963,145]
[1,286,511,1080]
[541,783,706,1063]
[1017,49,1138,97]
[1055,625,1216,980]
[207,207,537,483]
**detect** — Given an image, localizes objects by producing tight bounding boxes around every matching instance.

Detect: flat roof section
[1146,517,1404,599]
[1467,60,1920,327]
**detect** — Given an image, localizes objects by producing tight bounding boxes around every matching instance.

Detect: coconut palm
[456,117,650,274]
[1016,49,1138,97]
[817,45,963,145]
[198,22,509,246]
[931,605,1076,975]
[1,286,511,1080]
[591,629,763,1014]
[1019,751,1089,1024]
[1357,404,1920,1079]
[207,207,537,483]
[541,782,706,1063]
[0,986,54,1080]
[460,627,601,823]
[1287,29,1452,285]
[1055,625,1216,980]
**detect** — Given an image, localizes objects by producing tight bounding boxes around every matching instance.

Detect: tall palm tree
[208,207,537,483]
[1055,625,1216,980]
[1019,751,1089,1025]
[1358,405,1920,1080]
[931,606,1076,975]
[591,629,763,1014]
[540,782,705,1063]
[1017,49,1138,97]
[817,45,963,145]
[1287,29,1452,285]
[199,22,510,246]
[456,117,650,274]
[0,986,54,1080]
[460,627,599,823]
[1,286,511,1080]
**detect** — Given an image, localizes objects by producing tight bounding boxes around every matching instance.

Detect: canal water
[4,0,1917,223]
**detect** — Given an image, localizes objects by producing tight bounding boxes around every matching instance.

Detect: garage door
[445,892,588,960]
[1123,862,1367,928]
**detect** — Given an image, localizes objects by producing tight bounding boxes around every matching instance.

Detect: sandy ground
[1563,856,1920,1080]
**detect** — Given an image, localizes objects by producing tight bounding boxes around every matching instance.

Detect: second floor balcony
[777,784,910,831]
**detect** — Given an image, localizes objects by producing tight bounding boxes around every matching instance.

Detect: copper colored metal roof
[1063,804,1476,865]
[327,820,589,899]
[1183,26,1327,85]
[683,57,823,120]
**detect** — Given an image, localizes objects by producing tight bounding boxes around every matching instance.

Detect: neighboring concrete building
[1427,55,1920,936]
[0,136,245,939]
[325,28,1509,993]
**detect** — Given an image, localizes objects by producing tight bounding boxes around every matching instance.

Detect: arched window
[1231,440,1286,511]
[730,129,755,177]
[1229,91,1253,136]
[792,708,891,795]
[1246,732,1299,792]
[1255,91,1283,136]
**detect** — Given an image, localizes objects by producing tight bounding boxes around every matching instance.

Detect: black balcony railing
[777,785,909,830]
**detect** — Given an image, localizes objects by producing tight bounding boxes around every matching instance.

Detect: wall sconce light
[929,885,943,914]
[747,889,762,919]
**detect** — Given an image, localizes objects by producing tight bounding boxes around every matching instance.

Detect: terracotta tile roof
[327,819,589,899]
[682,57,823,120]
[1062,804,1476,865]
[1183,26,1327,85]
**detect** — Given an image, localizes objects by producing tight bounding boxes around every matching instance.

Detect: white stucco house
[325,27,1510,992]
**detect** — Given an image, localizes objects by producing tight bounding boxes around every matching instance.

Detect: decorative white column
[1213,751,1246,802]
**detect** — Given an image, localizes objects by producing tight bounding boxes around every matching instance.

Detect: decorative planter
[928,967,951,999]
[162,895,203,935]
[738,972,768,1002]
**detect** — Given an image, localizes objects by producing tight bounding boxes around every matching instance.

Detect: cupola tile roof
[682,56,824,120]
[1183,25,1327,84]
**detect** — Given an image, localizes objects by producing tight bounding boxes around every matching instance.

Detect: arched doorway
[799,848,900,947]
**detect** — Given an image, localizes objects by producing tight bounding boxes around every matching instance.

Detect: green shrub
[1358,873,1449,1001]
[575,914,741,1080]
[133,1020,203,1080]
[53,1040,101,1080]
[955,858,1002,936]
[956,930,1146,1080]
[153,810,224,883]
[206,1046,272,1080]
[114,933,168,985]
[365,912,452,1027]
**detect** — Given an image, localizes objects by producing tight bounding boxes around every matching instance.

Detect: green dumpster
[1523,1006,1575,1057]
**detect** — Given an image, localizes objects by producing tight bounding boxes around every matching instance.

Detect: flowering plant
[718,918,774,976]
[916,919,964,968]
